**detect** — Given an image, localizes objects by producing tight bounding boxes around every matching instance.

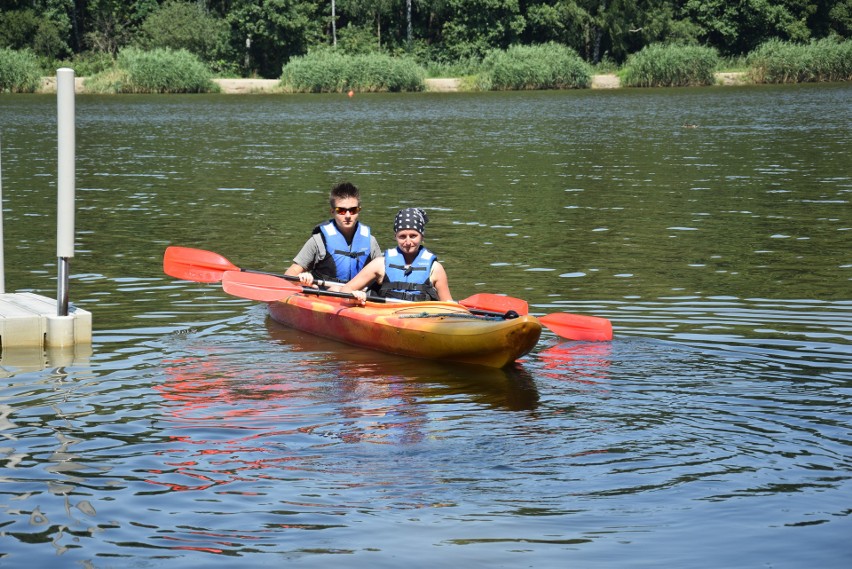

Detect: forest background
[2,0,851,79]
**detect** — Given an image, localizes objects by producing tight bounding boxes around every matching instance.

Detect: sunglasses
[333,206,361,215]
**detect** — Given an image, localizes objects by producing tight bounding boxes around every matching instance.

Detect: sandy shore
[212,74,746,92]
[38,73,747,94]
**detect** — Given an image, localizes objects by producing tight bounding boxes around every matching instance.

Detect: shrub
[86,47,216,93]
[747,38,852,83]
[55,50,115,77]
[135,0,232,72]
[479,43,591,90]
[280,51,425,93]
[0,48,42,93]
[621,44,720,87]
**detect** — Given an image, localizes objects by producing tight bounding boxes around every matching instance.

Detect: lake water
[0,84,850,568]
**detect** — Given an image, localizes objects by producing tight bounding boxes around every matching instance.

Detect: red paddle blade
[163,246,239,283]
[221,270,302,302]
[539,313,613,342]
[459,293,529,316]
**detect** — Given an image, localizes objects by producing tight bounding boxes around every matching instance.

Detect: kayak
[266,293,542,368]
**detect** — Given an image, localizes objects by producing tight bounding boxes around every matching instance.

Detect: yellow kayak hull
[267,294,542,368]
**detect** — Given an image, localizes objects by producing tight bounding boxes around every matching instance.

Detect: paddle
[459,293,528,316]
[163,245,337,287]
[539,313,613,342]
[164,246,522,315]
[220,271,613,341]
[220,270,512,315]
[165,246,614,341]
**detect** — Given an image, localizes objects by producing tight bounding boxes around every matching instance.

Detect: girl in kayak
[338,207,453,304]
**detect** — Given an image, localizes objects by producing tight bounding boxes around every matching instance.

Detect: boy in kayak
[285,182,382,287]
[339,207,453,304]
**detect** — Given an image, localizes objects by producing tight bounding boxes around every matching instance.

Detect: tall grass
[0,48,42,93]
[281,51,425,93]
[479,43,591,90]
[747,38,852,83]
[85,47,216,93]
[621,44,720,87]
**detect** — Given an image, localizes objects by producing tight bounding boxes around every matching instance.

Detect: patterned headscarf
[393,208,429,235]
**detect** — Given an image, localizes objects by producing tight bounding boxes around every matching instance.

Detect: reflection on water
[0,87,850,567]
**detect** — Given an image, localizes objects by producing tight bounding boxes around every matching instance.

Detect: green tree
[440,0,526,59]
[136,0,232,69]
[0,9,42,50]
[826,0,852,37]
[0,2,73,59]
[83,0,159,55]
[337,0,399,50]
[227,0,324,78]
[680,0,825,55]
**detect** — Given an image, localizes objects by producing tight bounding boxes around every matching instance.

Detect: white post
[56,68,75,317]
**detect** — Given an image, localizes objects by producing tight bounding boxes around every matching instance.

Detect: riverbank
[39,73,749,94]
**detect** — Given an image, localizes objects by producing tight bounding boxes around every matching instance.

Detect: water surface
[0,84,850,567]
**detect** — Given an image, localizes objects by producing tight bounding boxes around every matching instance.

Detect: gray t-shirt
[291,232,382,276]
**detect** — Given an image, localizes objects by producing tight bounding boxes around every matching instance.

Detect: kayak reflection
[263,317,539,412]
[151,325,539,493]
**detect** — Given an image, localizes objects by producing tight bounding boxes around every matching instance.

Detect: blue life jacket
[312,220,372,282]
[379,246,439,301]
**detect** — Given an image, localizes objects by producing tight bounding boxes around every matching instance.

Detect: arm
[285,262,305,277]
[339,257,386,304]
[430,262,453,302]
[285,237,321,286]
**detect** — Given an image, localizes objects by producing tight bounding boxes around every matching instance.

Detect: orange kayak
[267,293,542,368]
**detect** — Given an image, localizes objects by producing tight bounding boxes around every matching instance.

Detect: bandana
[393,208,428,235]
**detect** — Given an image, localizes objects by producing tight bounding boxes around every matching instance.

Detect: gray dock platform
[0,292,92,349]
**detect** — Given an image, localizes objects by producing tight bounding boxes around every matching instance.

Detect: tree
[227,0,324,77]
[136,0,231,68]
[439,0,526,59]
[680,0,825,55]
[338,0,398,50]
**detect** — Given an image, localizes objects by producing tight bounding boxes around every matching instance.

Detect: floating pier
[0,68,92,356]
[0,293,92,348]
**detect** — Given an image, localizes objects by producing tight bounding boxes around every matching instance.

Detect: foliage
[440,0,527,59]
[135,0,233,73]
[479,43,592,90]
[54,50,116,77]
[280,50,425,92]
[335,23,382,55]
[679,0,833,55]
[621,43,720,87]
[747,38,852,83]
[227,0,324,78]
[0,47,43,93]
[1,0,850,81]
[85,47,216,93]
[0,6,71,60]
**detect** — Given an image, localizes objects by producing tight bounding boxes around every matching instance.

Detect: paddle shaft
[288,282,518,319]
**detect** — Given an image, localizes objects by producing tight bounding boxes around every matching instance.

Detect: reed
[85,47,216,93]
[747,38,852,83]
[479,43,591,90]
[280,51,426,93]
[0,48,42,93]
[621,44,720,87]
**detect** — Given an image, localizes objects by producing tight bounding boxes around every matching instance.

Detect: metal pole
[56,68,76,317]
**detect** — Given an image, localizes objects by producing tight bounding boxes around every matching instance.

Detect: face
[395,229,422,255]
[332,197,361,230]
